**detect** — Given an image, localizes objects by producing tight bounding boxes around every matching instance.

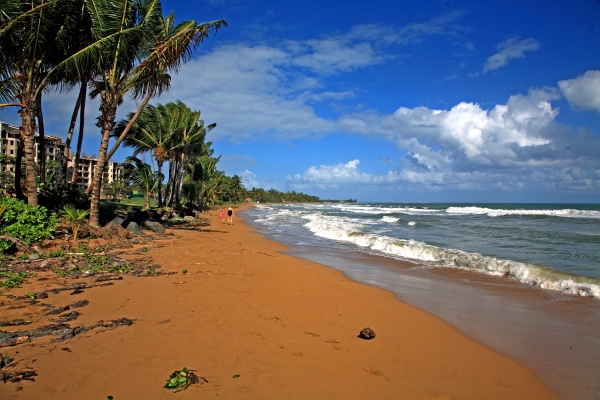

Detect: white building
[0,121,122,190]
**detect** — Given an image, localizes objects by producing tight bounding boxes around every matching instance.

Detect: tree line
[104,100,321,208]
[0,0,226,226]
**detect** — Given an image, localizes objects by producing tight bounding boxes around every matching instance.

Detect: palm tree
[58,1,226,226]
[0,0,84,205]
[124,156,160,210]
[60,204,89,240]
[163,101,215,207]
[228,174,244,203]
[113,102,181,207]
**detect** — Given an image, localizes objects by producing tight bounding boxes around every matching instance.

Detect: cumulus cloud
[335,88,600,193]
[289,160,381,186]
[483,37,540,73]
[558,70,600,112]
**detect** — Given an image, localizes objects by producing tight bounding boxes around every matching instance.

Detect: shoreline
[0,206,559,399]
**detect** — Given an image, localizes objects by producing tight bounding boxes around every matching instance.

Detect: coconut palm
[60,204,89,240]
[163,101,216,207]
[57,0,226,226]
[113,102,182,207]
[0,0,84,205]
[124,156,160,210]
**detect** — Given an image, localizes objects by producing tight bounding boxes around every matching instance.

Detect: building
[0,121,66,176]
[67,156,122,191]
[0,120,122,190]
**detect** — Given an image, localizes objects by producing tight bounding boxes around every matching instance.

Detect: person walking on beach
[220,209,226,224]
[227,206,234,225]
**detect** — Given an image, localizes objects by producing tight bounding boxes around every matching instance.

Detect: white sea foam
[407,221,417,226]
[301,212,600,298]
[381,216,400,223]
[331,204,440,215]
[446,206,600,219]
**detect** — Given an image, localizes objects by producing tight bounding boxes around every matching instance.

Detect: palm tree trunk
[157,159,163,207]
[166,158,176,207]
[71,83,87,184]
[17,92,38,206]
[14,140,25,201]
[105,90,153,162]
[36,94,46,185]
[89,97,117,227]
[198,181,205,210]
[175,152,186,206]
[63,82,85,184]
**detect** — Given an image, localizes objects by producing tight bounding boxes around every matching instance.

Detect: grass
[119,197,158,208]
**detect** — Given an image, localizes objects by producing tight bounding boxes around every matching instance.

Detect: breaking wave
[446,207,600,219]
[302,213,600,298]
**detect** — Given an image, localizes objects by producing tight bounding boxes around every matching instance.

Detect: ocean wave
[446,206,600,219]
[381,216,400,223]
[331,204,441,215]
[301,213,600,298]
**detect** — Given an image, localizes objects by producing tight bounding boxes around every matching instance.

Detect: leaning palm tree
[164,101,216,207]
[125,156,160,210]
[113,102,182,207]
[56,0,226,226]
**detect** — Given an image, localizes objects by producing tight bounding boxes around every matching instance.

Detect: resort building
[0,121,66,177]
[67,156,123,191]
[0,120,123,190]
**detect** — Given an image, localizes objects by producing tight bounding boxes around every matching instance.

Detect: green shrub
[0,197,60,250]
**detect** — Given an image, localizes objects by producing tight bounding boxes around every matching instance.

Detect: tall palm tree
[57,0,226,226]
[164,101,215,207]
[228,174,244,202]
[113,102,181,207]
[0,0,83,205]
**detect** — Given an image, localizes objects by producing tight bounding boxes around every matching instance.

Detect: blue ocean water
[243,202,600,298]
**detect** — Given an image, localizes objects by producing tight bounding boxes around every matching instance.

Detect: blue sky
[2,0,600,202]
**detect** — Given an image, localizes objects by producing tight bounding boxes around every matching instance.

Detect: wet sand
[0,207,559,399]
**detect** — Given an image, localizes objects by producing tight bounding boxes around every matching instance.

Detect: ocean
[241,203,600,399]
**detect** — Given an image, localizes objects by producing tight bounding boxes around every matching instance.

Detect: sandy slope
[0,207,559,399]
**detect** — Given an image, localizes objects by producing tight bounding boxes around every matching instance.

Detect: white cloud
[334,88,600,193]
[287,160,407,191]
[483,37,540,73]
[558,70,600,112]
[164,43,337,141]
[292,39,382,74]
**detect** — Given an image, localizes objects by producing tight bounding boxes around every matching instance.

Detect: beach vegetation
[0,197,59,252]
[0,270,30,290]
[60,205,90,240]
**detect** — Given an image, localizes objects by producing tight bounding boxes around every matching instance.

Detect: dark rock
[143,209,160,221]
[125,222,144,235]
[143,220,165,234]
[109,216,125,227]
[0,355,13,368]
[33,292,48,299]
[122,208,147,227]
[70,289,84,295]
[358,327,376,340]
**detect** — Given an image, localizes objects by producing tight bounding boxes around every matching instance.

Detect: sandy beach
[0,206,560,399]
